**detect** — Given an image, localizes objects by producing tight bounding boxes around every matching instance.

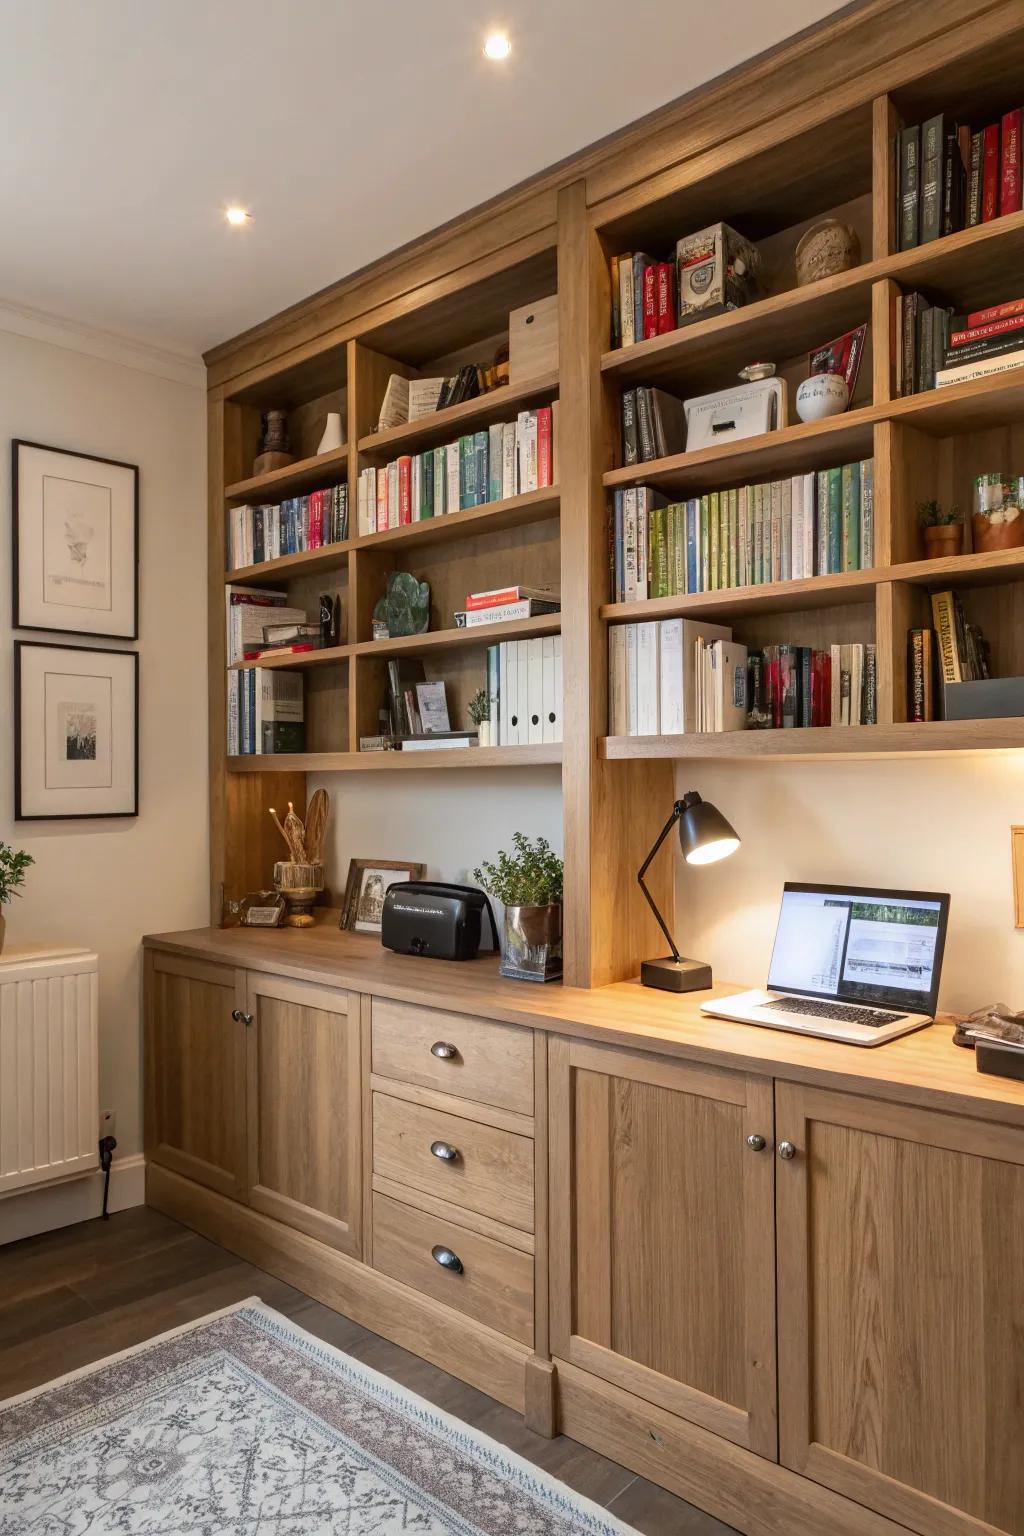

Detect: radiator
[0,948,99,1196]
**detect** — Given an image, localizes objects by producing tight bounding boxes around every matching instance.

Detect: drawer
[372,1193,533,1345]
[372,1092,534,1233]
[372,997,534,1116]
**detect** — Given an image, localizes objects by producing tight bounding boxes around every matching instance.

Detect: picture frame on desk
[340,858,425,933]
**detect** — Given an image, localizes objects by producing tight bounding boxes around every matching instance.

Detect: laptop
[701,882,950,1045]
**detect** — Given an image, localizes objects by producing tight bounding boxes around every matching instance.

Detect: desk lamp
[637,791,739,992]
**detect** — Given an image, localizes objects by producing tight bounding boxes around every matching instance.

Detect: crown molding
[0,298,206,388]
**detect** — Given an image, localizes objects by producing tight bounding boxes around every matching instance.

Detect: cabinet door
[245,972,362,1257]
[776,1082,1024,1536]
[549,1037,777,1458]
[144,951,247,1198]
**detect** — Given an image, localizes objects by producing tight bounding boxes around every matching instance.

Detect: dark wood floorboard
[0,1209,739,1535]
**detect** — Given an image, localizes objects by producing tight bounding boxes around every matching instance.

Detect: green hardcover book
[459,436,475,510]
[737,486,750,588]
[473,430,489,508]
[770,481,782,583]
[665,503,676,596]
[672,504,686,594]
[421,450,434,520]
[859,459,874,568]
[727,489,738,589]
[841,462,860,572]
[700,495,710,592]
[709,492,721,591]
[649,504,667,598]
[816,469,829,575]
[753,484,764,584]
[433,446,446,516]
[827,467,843,574]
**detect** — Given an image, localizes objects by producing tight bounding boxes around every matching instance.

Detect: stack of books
[894,293,953,395]
[620,388,686,463]
[226,586,304,666]
[609,619,876,735]
[908,590,990,721]
[936,298,1024,388]
[356,407,555,536]
[376,365,506,432]
[242,622,324,662]
[227,669,304,755]
[228,486,348,570]
[487,636,563,745]
[897,108,1022,250]
[454,584,560,629]
[610,225,759,348]
[610,459,874,603]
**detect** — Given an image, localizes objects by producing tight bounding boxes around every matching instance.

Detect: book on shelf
[225,587,306,666]
[228,485,348,570]
[243,622,325,661]
[609,621,876,734]
[491,636,562,746]
[610,223,758,348]
[896,103,1023,250]
[454,599,560,627]
[465,584,559,609]
[400,731,477,752]
[620,387,687,463]
[931,590,990,686]
[227,668,304,755]
[415,680,451,734]
[355,405,555,536]
[894,292,954,396]
[609,459,873,604]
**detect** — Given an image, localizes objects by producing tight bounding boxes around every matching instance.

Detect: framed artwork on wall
[340,858,425,933]
[13,440,139,639]
[14,641,139,820]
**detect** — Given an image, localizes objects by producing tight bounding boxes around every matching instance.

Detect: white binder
[552,635,563,741]
[636,622,660,736]
[499,641,520,746]
[526,637,544,744]
[542,636,558,743]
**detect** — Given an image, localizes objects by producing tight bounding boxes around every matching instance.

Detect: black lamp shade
[678,794,740,866]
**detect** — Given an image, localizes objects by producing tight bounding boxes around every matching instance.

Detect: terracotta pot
[972,513,1024,554]
[500,903,563,983]
[922,524,963,560]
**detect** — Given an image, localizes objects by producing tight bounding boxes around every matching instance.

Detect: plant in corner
[918,500,963,561]
[467,687,491,746]
[0,843,34,955]
[473,833,563,983]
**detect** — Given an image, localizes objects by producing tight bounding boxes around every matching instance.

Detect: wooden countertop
[144,915,1024,1128]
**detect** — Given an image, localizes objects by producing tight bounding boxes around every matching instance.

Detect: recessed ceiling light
[225,206,251,227]
[483,32,512,60]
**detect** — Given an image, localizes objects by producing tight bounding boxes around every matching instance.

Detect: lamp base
[640,956,713,993]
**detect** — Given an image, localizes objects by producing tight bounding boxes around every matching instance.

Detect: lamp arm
[637,803,684,963]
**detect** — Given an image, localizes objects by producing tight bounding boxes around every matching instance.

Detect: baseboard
[0,1154,146,1245]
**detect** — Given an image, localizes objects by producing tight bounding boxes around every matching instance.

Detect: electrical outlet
[99,1109,117,1137]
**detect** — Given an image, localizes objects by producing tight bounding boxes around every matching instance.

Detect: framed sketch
[15,641,139,820]
[13,440,139,638]
[340,858,425,933]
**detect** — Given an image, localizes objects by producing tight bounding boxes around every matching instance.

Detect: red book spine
[949,314,1024,345]
[655,262,675,334]
[982,122,1000,221]
[536,406,553,488]
[822,653,832,726]
[1001,108,1022,215]
[465,587,524,610]
[966,297,1024,327]
[642,265,657,341]
[398,457,412,525]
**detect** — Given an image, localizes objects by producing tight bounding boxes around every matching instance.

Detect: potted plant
[467,687,491,747]
[973,476,1024,554]
[918,500,963,560]
[0,843,34,954]
[474,833,563,982]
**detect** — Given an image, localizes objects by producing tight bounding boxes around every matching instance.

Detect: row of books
[609,618,877,736]
[897,293,1024,393]
[453,583,560,630]
[621,387,685,464]
[227,669,304,755]
[908,589,991,722]
[898,108,1022,251]
[228,486,348,571]
[610,224,759,349]
[355,407,555,536]
[610,460,875,603]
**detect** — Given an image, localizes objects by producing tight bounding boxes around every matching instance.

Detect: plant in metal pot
[0,843,34,954]
[473,833,563,982]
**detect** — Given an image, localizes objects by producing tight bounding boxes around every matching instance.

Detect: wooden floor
[0,1206,737,1535]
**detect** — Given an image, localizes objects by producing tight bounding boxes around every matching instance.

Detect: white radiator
[0,948,99,1196]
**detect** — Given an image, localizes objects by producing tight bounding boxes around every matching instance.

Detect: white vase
[795,373,849,423]
[477,720,493,747]
[317,412,345,454]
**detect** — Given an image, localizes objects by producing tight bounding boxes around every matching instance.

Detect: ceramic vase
[795,373,849,423]
[477,720,493,747]
[317,412,346,454]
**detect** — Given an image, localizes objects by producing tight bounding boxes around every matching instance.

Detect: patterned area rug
[0,1298,636,1534]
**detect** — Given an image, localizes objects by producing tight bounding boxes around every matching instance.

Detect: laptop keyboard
[764,996,906,1027]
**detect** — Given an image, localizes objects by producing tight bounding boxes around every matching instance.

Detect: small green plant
[474,833,563,907]
[0,844,33,907]
[918,499,962,528]
[467,687,490,727]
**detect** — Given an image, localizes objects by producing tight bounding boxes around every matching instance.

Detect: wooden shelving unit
[206,2,1024,987]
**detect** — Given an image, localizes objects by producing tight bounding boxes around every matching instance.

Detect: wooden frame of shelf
[206,0,1024,994]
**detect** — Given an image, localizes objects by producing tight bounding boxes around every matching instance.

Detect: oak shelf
[352,487,559,552]
[885,365,1024,435]
[358,371,559,459]
[351,613,561,659]
[229,644,349,672]
[225,541,352,587]
[602,719,1024,762]
[226,743,563,773]
[225,445,350,504]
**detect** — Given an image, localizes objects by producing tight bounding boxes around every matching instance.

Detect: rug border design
[0,1296,639,1536]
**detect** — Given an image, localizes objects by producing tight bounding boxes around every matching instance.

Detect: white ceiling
[0,1,846,360]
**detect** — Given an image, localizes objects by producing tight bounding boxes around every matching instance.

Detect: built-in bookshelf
[206,4,1024,983]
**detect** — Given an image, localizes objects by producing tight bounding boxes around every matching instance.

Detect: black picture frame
[14,640,140,821]
[12,438,140,640]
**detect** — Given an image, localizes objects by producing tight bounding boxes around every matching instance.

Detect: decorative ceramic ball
[794,219,861,286]
[795,373,849,423]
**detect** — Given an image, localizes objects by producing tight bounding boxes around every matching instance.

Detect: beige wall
[675,756,1024,1015]
[0,320,208,1168]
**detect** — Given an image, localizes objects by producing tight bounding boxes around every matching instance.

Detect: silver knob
[430,1140,460,1163]
[431,1245,463,1273]
[778,1140,797,1161]
[231,1009,254,1026]
[430,1041,458,1060]
[746,1134,767,1152]
[242,1012,254,1027]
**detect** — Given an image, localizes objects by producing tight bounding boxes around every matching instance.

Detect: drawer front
[372,1193,533,1345]
[373,1092,534,1232]
[372,997,534,1116]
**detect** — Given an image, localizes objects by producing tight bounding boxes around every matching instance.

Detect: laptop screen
[767,883,949,1015]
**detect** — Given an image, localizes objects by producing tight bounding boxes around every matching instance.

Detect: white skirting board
[0,1153,146,1245]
